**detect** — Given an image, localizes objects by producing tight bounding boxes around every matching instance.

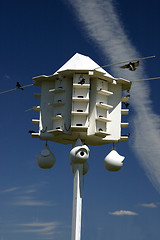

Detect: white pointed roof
[53,53,113,78]
[33,53,131,90]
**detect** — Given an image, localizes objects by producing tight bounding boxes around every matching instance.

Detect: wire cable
[132,76,160,82]
[94,55,156,69]
[0,83,33,95]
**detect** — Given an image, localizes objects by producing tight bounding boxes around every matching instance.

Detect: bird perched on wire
[120,61,139,71]
[16,82,24,90]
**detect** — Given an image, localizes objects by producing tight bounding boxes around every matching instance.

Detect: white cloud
[1,187,20,193]
[15,221,59,236]
[140,203,157,208]
[67,0,160,192]
[14,195,55,207]
[109,210,138,216]
[1,184,55,207]
[3,74,11,80]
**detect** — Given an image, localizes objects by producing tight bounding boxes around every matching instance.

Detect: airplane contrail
[67,0,160,192]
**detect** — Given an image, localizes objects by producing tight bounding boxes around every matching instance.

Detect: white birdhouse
[104,149,125,171]
[32,53,131,145]
[36,143,56,169]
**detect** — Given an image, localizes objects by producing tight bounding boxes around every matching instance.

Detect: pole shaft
[71,164,83,240]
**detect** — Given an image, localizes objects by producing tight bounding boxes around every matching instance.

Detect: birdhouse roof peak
[53,53,113,78]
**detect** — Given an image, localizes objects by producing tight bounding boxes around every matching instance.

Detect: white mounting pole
[70,138,89,240]
[71,163,83,240]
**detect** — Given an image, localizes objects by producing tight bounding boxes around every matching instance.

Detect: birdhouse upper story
[32,53,131,145]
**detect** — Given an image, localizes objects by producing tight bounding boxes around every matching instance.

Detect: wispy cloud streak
[1,184,55,207]
[13,195,55,207]
[0,187,20,193]
[67,0,160,192]
[140,203,157,208]
[109,210,138,216]
[15,221,59,237]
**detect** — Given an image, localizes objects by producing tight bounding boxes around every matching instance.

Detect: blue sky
[0,0,160,239]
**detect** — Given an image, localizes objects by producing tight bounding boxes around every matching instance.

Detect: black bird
[124,102,130,108]
[78,78,85,84]
[16,82,24,90]
[126,94,130,98]
[120,61,139,71]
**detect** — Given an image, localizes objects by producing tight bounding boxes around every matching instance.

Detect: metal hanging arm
[94,55,156,69]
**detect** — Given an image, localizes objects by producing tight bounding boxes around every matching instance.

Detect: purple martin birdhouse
[32,53,131,145]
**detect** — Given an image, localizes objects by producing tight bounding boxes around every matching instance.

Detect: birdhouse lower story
[31,53,131,145]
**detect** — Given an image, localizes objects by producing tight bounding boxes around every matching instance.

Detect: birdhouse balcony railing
[96,116,111,123]
[96,102,113,110]
[49,88,65,93]
[121,109,129,115]
[96,89,113,96]
[49,101,65,107]
[72,111,89,116]
[73,83,90,89]
[32,119,40,125]
[72,97,89,102]
[34,93,41,99]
